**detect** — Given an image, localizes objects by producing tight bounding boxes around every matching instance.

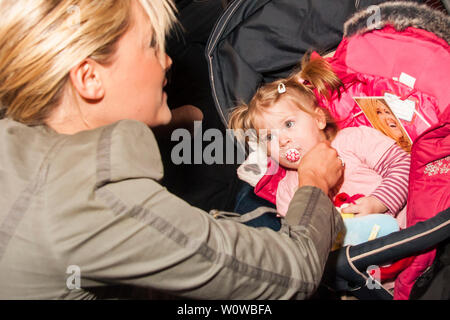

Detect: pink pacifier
[285,148,301,163]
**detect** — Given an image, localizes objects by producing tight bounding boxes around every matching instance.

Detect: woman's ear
[314,107,327,130]
[69,59,105,101]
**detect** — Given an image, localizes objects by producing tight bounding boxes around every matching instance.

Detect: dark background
[157,0,239,212]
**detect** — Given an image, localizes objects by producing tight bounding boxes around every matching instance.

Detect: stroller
[206,0,450,299]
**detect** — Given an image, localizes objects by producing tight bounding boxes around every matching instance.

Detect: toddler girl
[229,55,411,246]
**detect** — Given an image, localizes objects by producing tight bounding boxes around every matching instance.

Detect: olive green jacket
[0,119,343,299]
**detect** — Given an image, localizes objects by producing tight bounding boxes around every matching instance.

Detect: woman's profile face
[95,1,173,128]
[376,103,403,139]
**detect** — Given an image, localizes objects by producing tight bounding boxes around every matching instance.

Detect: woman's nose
[165,53,173,70]
[158,52,173,71]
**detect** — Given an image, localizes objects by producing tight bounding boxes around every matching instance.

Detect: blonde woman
[356,98,412,153]
[0,0,344,299]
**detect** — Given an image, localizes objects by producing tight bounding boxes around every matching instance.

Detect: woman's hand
[170,105,204,133]
[341,196,388,216]
[297,141,344,195]
[153,104,203,137]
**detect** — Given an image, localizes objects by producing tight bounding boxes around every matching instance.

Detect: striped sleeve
[370,144,411,216]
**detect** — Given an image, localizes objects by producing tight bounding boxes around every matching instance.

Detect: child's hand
[340,196,388,216]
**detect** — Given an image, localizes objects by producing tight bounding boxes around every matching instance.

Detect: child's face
[256,98,327,170]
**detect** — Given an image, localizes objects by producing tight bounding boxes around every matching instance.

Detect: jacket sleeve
[340,126,410,215]
[370,144,410,216]
[51,120,344,300]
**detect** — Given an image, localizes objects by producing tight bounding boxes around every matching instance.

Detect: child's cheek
[281,159,300,170]
[271,154,299,170]
[268,148,281,164]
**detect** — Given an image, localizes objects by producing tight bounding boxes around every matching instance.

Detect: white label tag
[384,93,416,122]
[398,72,416,89]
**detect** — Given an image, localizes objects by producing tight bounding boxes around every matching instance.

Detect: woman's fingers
[298,142,344,195]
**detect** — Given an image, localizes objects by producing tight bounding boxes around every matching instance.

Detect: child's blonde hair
[228,53,344,142]
[0,0,177,125]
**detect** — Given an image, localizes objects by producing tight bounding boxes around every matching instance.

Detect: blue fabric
[235,182,400,239]
[343,214,399,246]
[234,182,281,231]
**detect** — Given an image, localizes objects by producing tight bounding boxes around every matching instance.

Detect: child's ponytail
[296,52,344,100]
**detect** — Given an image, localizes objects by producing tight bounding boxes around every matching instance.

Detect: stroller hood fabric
[324,1,450,139]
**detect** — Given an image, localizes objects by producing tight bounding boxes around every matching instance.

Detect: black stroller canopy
[206,0,395,127]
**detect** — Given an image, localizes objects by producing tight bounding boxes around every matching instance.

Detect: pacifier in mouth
[285,148,301,163]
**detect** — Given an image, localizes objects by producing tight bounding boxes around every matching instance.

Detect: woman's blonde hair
[0,0,177,125]
[358,99,412,153]
[228,53,344,142]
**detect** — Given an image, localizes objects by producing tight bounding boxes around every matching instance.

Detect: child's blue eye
[285,121,295,128]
